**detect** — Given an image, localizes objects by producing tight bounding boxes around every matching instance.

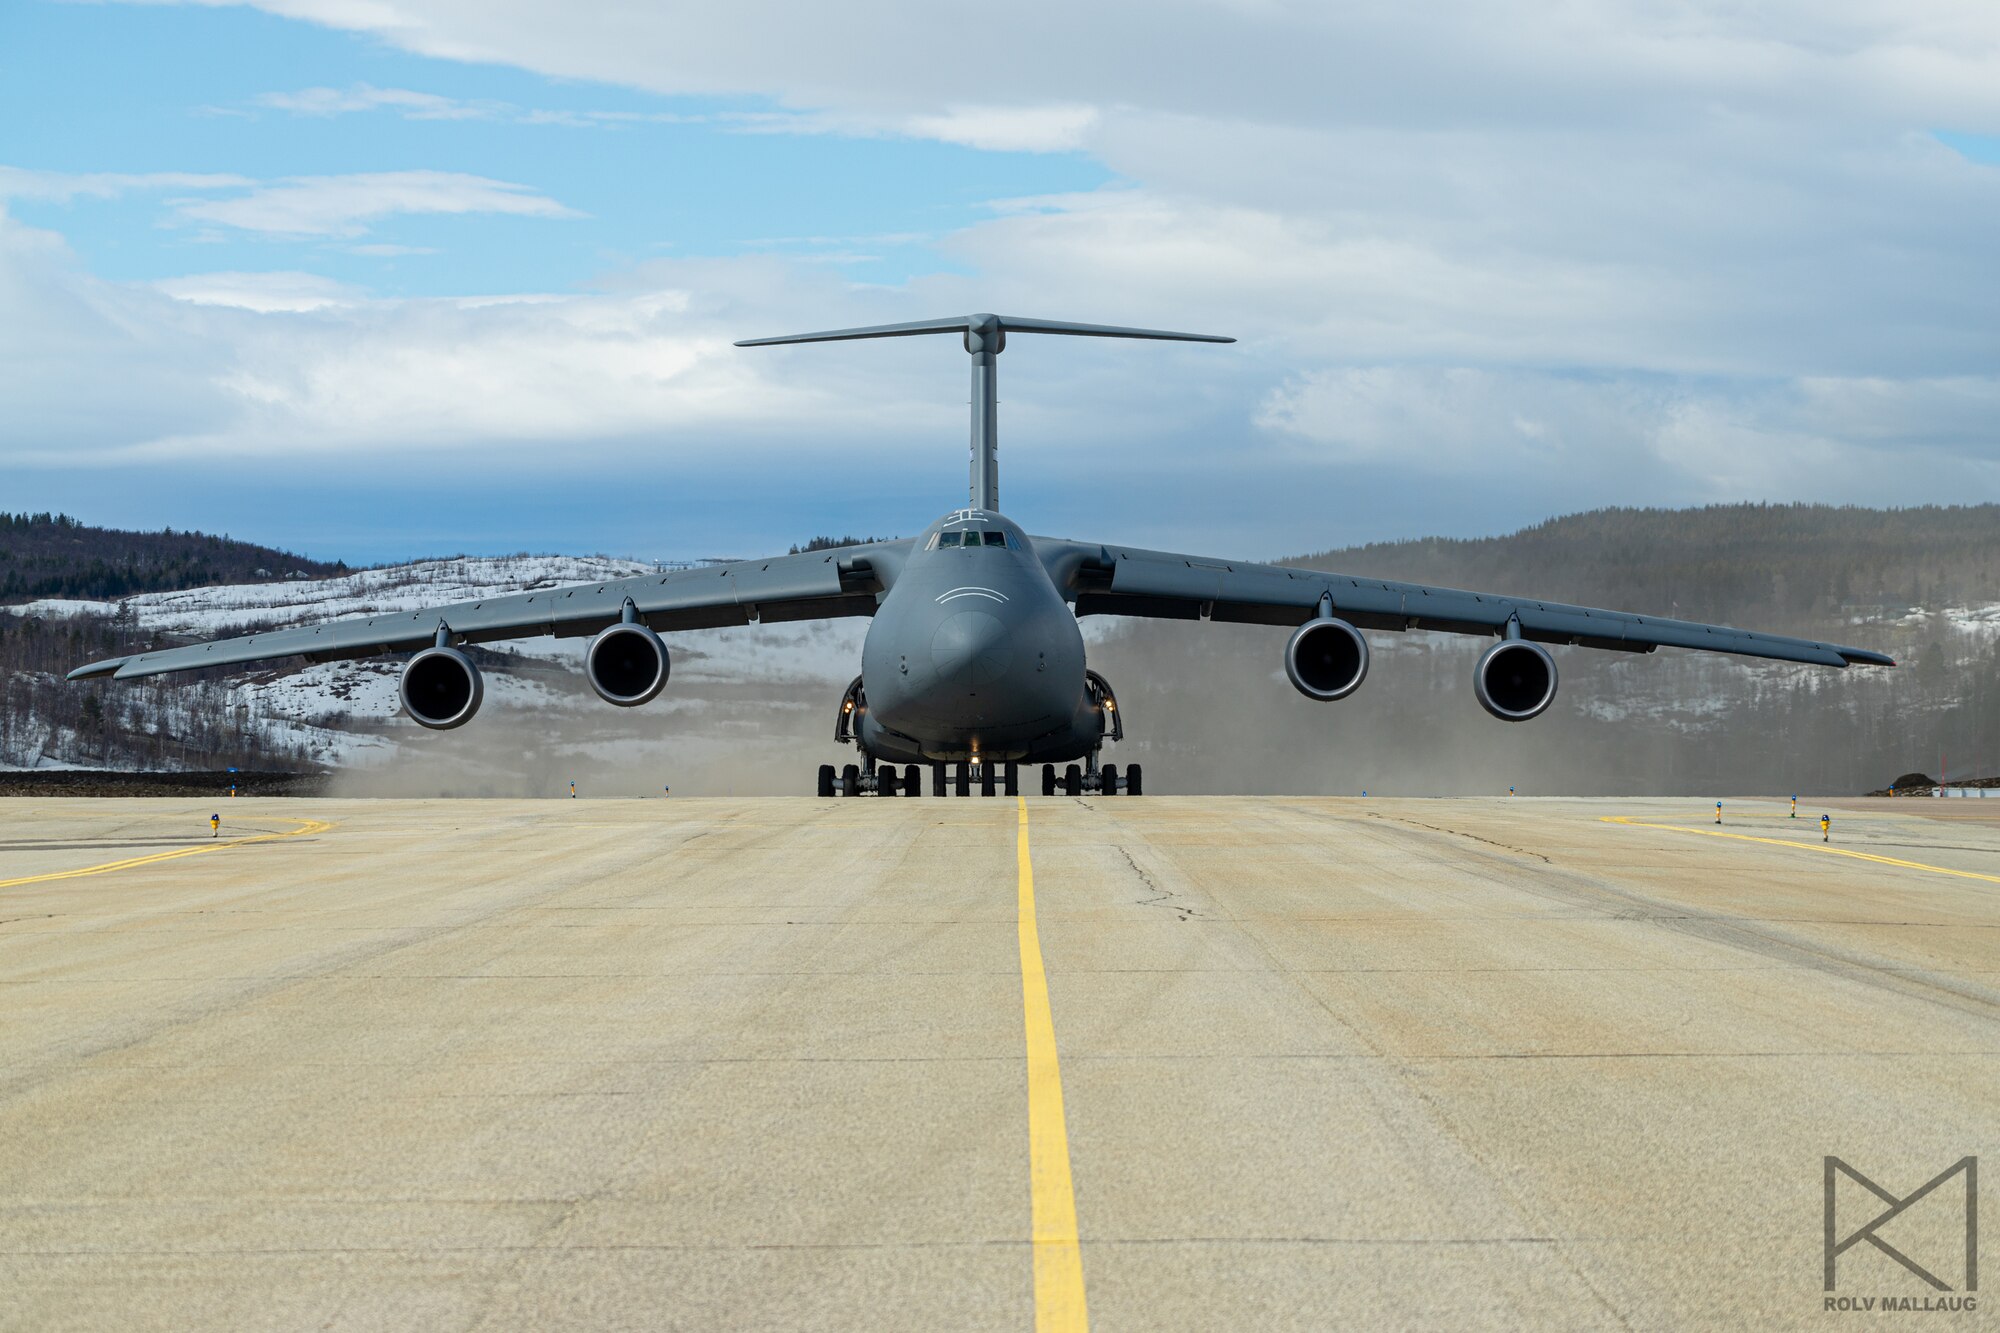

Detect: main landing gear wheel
[1102,763,1119,795]
[980,765,997,797]
[1064,764,1082,797]
[817,764,835,798]
[932,762,947,797]
[1126,762,1143,796]
[954,763,971,797]
[1041,765,1056,797]
[878,765,899,797]
[841,763,861,797]
[904,767,921,798]
[1004,762,1019,797]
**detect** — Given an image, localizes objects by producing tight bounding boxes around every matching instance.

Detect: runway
[3,796,1996,1330]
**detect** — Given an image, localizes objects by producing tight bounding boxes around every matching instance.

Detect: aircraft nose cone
[931,610,1012,687]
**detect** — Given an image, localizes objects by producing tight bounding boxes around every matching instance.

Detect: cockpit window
[936,531,962,547]
[982,531,1006,547]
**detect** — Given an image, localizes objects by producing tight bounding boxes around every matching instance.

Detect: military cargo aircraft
[70,314,1895,797]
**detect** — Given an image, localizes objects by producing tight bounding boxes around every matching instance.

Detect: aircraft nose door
[931,610,1012,686]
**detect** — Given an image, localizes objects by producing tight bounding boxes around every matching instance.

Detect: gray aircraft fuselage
[856,509,1096,766]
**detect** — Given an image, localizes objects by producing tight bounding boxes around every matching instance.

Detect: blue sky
[2,0,1996,566]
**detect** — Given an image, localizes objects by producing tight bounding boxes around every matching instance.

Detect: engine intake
[400,646,483,730]
[1285,617,1369,701]
[586,622,669,707]
[1474,639,1557,721]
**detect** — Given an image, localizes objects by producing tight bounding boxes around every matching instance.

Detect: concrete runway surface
[3,795,1997,1331]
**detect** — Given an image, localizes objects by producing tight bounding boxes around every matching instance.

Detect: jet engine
[1474,639,1557,721]
[399,646,484,730]
[586,621,670,707]
[1284,616,1369,701]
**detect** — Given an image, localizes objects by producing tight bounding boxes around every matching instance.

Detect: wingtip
[67,658,128,681]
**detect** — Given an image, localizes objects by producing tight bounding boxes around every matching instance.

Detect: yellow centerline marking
[0,817,334,889]
[1016,795,1088,1332]
[1602,816,2000,886]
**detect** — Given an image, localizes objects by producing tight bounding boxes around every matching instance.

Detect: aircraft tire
[1064,765,1082,797]
[905,767,922,797]
[817,764,836,798]
[1042,765,1056,797]
[955,763,971,797]
[932,763,947,797]
[841,763,861,797]
[1004,762,1019,797]
[1102,763,1119,795]
[980,766,997,797]
[1127,763,1143,796]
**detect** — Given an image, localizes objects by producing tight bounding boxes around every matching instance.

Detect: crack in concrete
[1366,811,1555,864]
[1119,845,1198,921]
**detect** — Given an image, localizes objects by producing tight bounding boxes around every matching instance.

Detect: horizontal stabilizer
[735,313,1233,347]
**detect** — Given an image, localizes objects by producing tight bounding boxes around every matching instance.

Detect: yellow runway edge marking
[0,817,334,890]
[1016,796,1089,1332]
[1603,816,2000,886]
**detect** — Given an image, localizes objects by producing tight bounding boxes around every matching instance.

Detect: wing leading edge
[68,542,906,682]
[1034,537,1895,669]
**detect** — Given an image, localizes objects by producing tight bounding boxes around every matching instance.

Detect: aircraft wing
[68,543,905,682]
[1034,537,1895,669]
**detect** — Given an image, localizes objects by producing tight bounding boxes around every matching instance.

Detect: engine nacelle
[586,621,670,707]
[1285,616,1369,701]
[399,646,484,730]
[1474,639,1558,721]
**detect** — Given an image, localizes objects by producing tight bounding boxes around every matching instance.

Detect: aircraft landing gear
[817,752,914,798]
[1035,754,1142,797]
[824,749,1114,798]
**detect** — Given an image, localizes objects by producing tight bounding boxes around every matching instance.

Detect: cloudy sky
[2,1,1997,565]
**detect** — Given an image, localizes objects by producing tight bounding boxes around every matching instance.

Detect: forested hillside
[0,512,344,603]
[1289,504,2000,634]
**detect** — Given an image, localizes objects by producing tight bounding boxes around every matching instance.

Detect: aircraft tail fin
[734,314,1233,348]
[735,314,1233,511]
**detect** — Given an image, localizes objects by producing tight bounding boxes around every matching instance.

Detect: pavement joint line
[1016,794,1088,1333]
[0,818,333,890]
[1603,816,2000,886]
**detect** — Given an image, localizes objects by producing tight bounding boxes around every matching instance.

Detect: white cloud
[1,165,580,240]
[0,168,251,202]
[256,83,499,119]
[154,270,368,312]
[169,170,582,237]
[900,104,1100,153]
